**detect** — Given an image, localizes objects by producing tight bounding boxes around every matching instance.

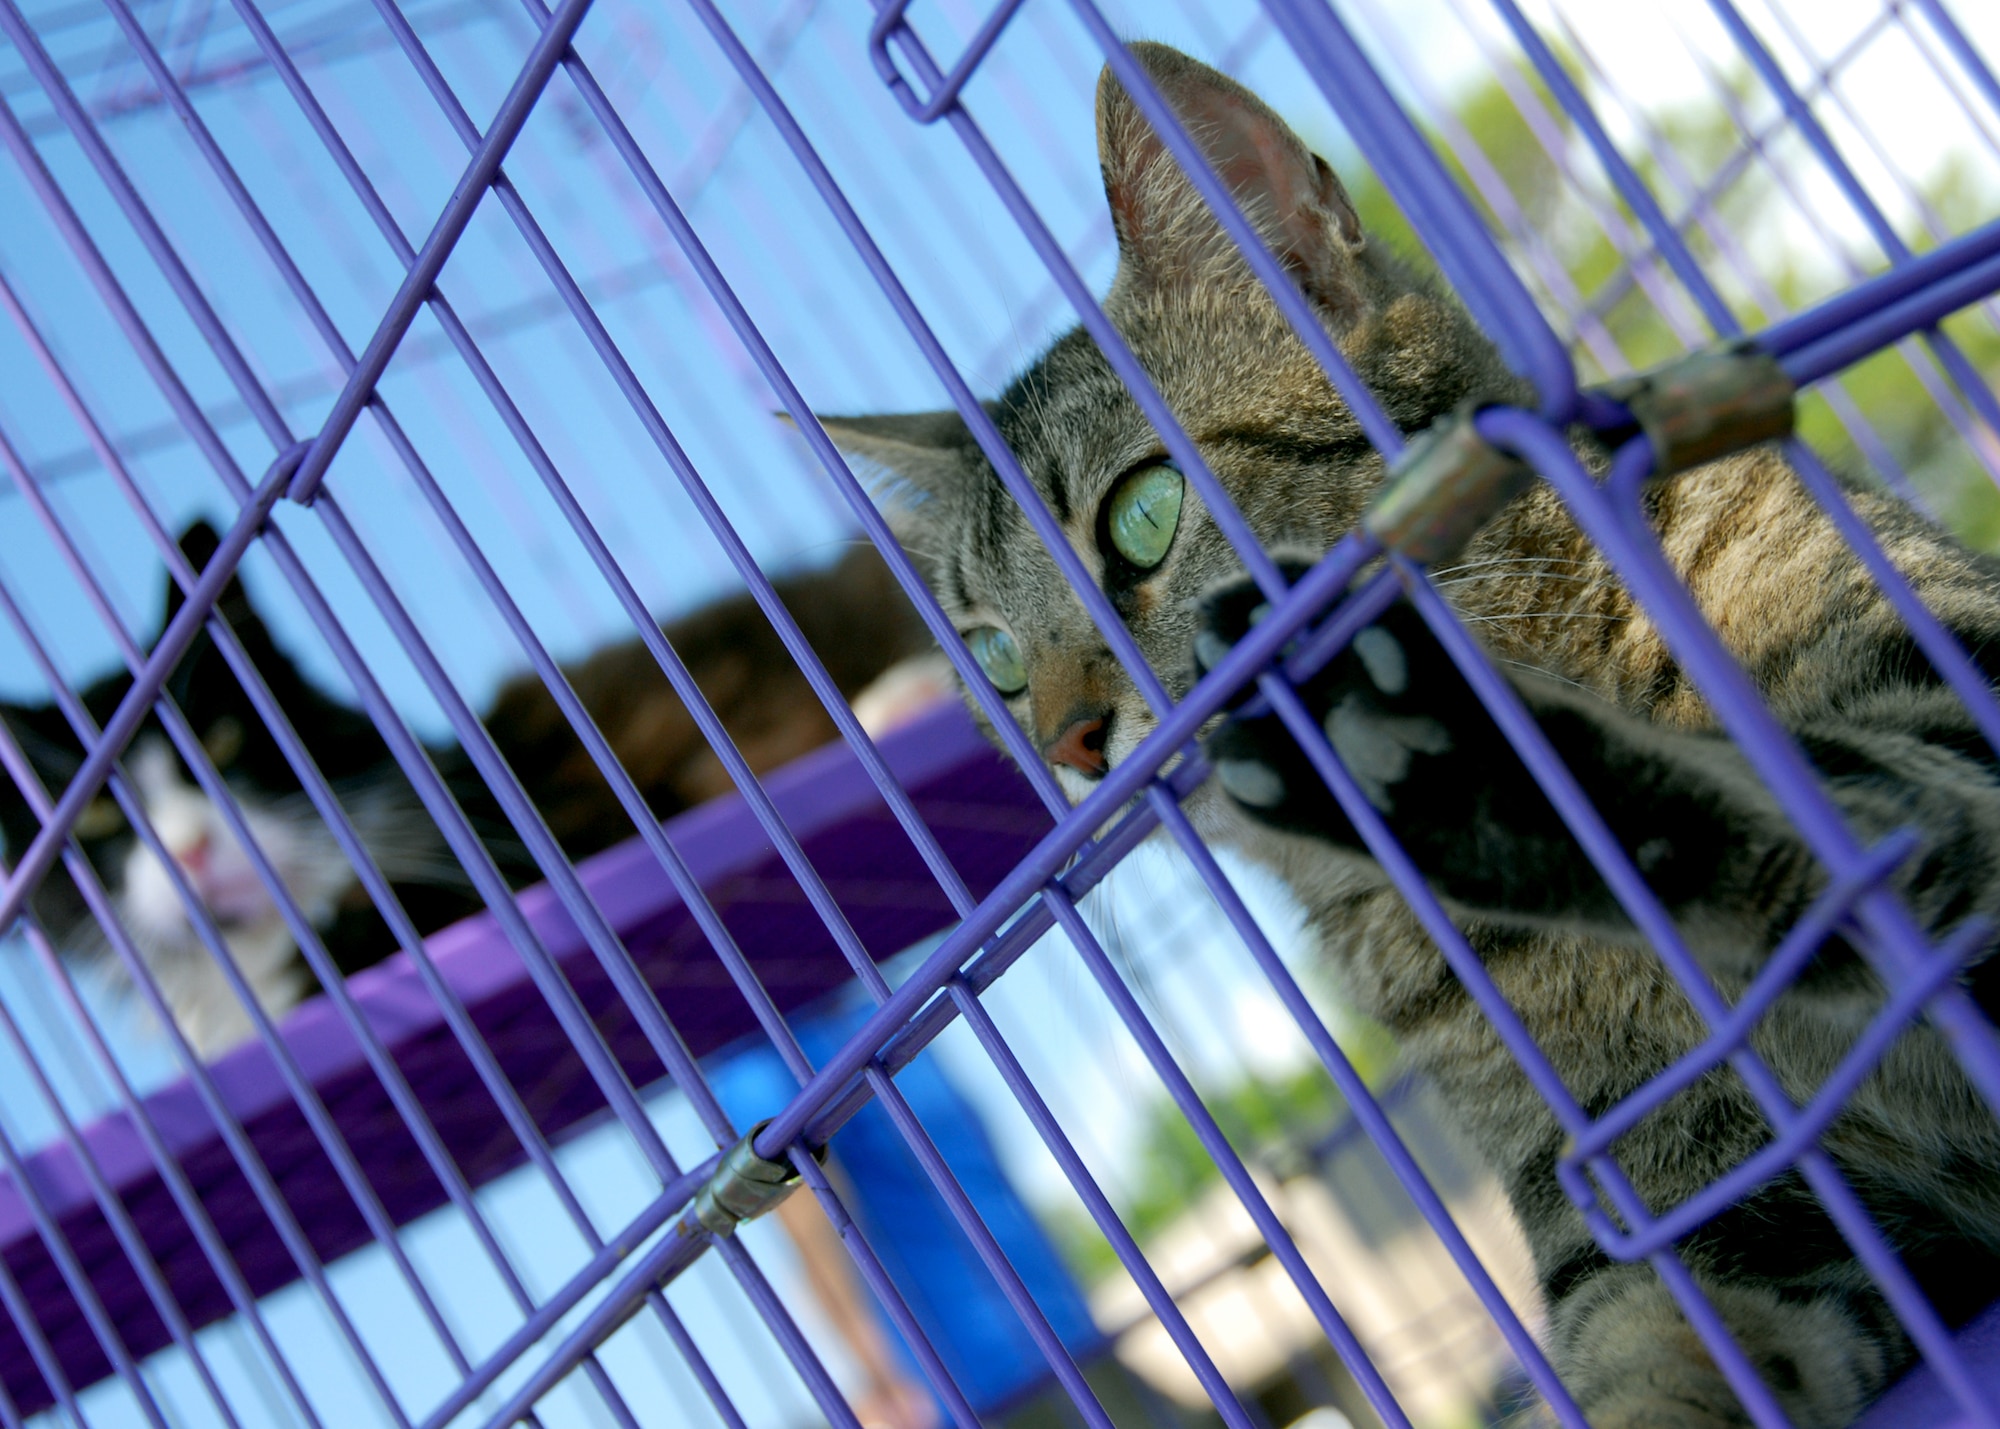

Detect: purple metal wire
[1759,5,2000,339]
[0,920,326,1426]
[780,1148,985,1429]
[1257,0,1612,429]
[1140,790,1591,1426]
[1478,412,2000,1112]
[1230,480,2000,1420]
[0,580,416,1428]
[749,535,1374,1160]
[3,428,651,1424]
[1631,10,2000,499]
[1,354,508,1400]
[1780,247,2000,386]
[436,5,856,553]
[0,1206,82,1428]
[1039,883,1415,1429]
[1760,217,2000,355]
[787,755,1200,1155]
[0,0,300,457]
[1567,832,1921,1158]
[0,1018,173,1427]
[1247,662,1793,1425]
[362,0,1052,960]
[279,0,595,504]
[411,1161,712,1429]
[868,0,1027,122]
[715,1231,878,1429]
[1468,415,2000,1422]
[1702,0,2000,444]
[0,81,707,1362]
[1897,4,2000,166]
[941,977,1263,1429]
[458,1231,713,1429]
[310,493,696,1166]
[869,3,1302,602]
[316,0,936,1112]
[0,716,325,1425]
[1538,6,1925,507]
[203,0,934,1174]
[7,1,2000,1423]
[0,262,630,1359]
[1779,435,2000,765]
[0,929,242,1428]
[1352,5,1629,380]
[0,450,294,933]
[860,1060,1117,1429]
[1565,919,1986,1261]
[637,1293,755,1429]
[551,0,1072,810]
[1913,0,2000,123]
[1433,0,1719,352]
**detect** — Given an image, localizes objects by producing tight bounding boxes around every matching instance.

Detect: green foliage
[1317,50,2000,546]
[1047,1020,1399,1287]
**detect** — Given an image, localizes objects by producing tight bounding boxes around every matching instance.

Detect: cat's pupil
[1103,461,1184,571]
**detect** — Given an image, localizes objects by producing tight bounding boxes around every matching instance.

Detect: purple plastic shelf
[0,702,1048,1413]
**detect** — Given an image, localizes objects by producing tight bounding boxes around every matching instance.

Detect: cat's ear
[792,409,987,563]
[163,519,258,636]
[1097,43,1365,316]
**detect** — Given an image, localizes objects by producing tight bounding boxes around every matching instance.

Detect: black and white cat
[0,523,475,1054]
[1,523,936,1056]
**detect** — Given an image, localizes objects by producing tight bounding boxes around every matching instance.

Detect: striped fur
[818,44,2000,1426]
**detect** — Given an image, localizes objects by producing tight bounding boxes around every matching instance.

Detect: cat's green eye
[74,796,123,842]
[202,717,244,766]
[966,626,1028,696]
[1105,461,1185,570]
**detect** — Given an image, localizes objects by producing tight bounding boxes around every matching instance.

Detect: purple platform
[0,702,1048,1413]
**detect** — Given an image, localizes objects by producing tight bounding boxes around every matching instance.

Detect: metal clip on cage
[1597,339,1799,478]
[1362,402,1534,565]
[685,1121,806,1238]
[1364,338,1800,569]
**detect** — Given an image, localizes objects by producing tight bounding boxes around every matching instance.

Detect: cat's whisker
[1432,571,1603,589]
[1455,611,1628,625]
[1492,658,1595,694]
[1427,555,1599,579]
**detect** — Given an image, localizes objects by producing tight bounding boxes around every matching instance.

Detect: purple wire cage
[2,0,2000,1424]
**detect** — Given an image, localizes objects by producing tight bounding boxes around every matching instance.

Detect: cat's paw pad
[1194,582,1481,842]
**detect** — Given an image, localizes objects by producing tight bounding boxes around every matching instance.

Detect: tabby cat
[815,43,2000,1428]
[0,524,933,1055]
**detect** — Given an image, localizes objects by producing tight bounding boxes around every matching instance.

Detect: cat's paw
[1194,577,1537,884]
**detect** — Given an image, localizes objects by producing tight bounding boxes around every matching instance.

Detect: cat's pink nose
[1043,708,1111,778]
[172,833,212,877]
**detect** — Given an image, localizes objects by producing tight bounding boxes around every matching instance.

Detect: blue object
[708,981,1106,1414]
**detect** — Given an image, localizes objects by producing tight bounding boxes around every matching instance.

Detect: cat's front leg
[1194,575,1825,956]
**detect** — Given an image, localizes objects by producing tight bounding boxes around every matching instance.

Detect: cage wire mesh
[0,0,1998,1424]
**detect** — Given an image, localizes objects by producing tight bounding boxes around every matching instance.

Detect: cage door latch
[688,1122,803,1237]
[1595,338,1796,478]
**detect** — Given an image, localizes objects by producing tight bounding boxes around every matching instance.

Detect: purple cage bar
[1,0,1999,1425]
